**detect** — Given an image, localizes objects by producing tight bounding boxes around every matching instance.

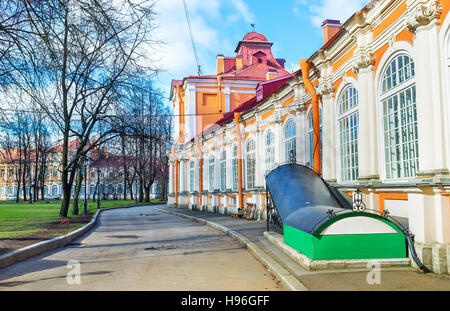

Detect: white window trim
[245,138,256,190]
[378,52,417,182]
[220,150,226,191]
[208,155,215,192]
[337,84,359,182]
[189,160,195,193]
[264,129,275,174]
[231,144,238,192]
[283,117,297,163]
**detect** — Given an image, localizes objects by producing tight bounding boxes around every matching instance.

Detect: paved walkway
[0,205,284,291]
[162,206,450,291]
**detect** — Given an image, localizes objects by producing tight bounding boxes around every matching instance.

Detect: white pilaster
[168,161,173,194]
[355,65,379,180]
[179,159,185,192]
[432,188,450,244]
[225,86,231,112]
[255,117,263,187]
[321,93,336,181]
[297,111,307,164]
[408,191,436,244]
[273,112,282,165]
[407,0,449,179]
[186,84,197,141]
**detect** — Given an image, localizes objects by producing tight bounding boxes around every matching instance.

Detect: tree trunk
[72,166,83,215]
[93,184,97,202]
[139,178,144,202]
[128,181,134,200]
[144,184,150,202]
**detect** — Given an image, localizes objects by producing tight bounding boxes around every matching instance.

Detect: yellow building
[0,141,139,201]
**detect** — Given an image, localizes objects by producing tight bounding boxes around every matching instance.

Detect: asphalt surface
[0,205,284,291]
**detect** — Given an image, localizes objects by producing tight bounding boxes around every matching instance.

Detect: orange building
[171,32,290,144]
[0,140,148,201]
[169,0,450,274]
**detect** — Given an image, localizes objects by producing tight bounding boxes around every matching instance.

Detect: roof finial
[251,23,255,32]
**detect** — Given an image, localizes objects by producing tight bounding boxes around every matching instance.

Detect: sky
[151,0,370,105]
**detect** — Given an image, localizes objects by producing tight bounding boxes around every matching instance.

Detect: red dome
[242,32,269,43]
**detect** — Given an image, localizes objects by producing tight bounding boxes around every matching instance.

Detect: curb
[155,208,309,291]
[0,203,163,269]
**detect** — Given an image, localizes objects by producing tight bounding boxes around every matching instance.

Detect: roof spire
[251,23,255,32]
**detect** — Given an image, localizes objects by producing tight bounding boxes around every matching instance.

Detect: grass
[0,199,165,239]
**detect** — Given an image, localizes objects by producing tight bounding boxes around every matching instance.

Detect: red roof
[52,139,81,153]
[90,153,135,168]
[179,31,289,84]
[242,32,269,43]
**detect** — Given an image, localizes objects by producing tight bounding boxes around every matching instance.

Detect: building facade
[0,141,156,201]
[169,0,450,274]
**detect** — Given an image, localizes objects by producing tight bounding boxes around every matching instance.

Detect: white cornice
[405,0,442,33]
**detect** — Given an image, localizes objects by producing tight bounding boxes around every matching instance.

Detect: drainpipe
[171,130,184,206]
[195,136,203,208]
[217,76,223,113]
[176,85,185,134]
[300,59,321,174]
[234,112,243,211]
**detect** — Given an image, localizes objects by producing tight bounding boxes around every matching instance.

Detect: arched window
[307,107,323,170]
[338,85,359,182]
[232,144,238,191]
[246,139,256,189]
[117,184,124,194]
[189,160,195,192]
[107,184,114,194]
[265,130,275,173]
[380,54,417,180]
[220,150,226,191]
[52,184,58,196]
[44,185,48,197]
[53,166,58,178]
[284,119,296,162]
[208,156,215,192]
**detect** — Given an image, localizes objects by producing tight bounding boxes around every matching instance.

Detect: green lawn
[0,199,165,238]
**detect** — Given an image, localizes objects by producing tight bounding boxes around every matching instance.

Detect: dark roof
[90,153,135,168]
[266,164,353,235]
[197,71,299,138]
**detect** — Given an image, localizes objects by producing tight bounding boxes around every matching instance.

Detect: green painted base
[283,220,407,260]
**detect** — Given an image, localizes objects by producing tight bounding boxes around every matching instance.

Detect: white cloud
[150,0,255,97]
[229,0,254,24]
[151,0,220,75]
[294,0,369,28]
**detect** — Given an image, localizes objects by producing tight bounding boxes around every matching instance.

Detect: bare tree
[3,0,159,217]
[114,77,172,202]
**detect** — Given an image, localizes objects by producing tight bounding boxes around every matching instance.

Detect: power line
[182,0,202,76]
[0,102,308,119]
